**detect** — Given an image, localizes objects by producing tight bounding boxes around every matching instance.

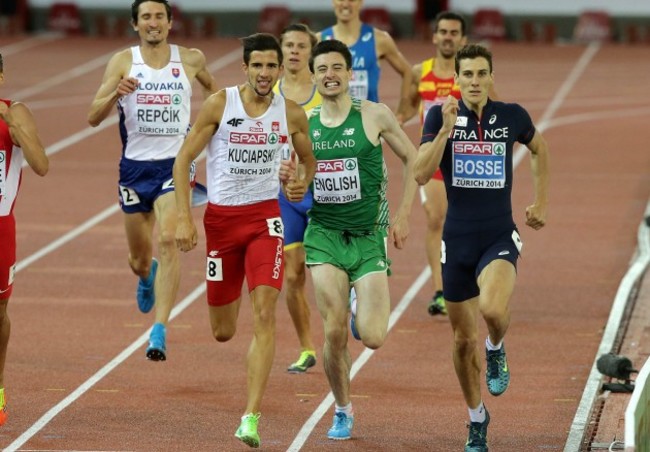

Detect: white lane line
[513,41,601,167]
[9,49,120,100]
[288,43,602,451]
[2,284,206,452]
[15,203,119,273]
[0,32,63,56]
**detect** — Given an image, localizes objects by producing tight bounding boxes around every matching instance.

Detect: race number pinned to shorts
[8,263,15,286]
[511,230,523,254]
[162,178,175,190]
[266,217,284,238]
[440,240,447,264]
[119,185,141,206]
[206,256,223,281]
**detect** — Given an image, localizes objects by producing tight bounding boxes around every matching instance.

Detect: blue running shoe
[136,258,158,313]
[486,345,510,396]
[327,412,354,440]
[465,407,490,452]
[146,322,166,361]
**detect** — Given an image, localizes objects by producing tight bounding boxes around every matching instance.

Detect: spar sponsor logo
[229,132,287,145]
[136,93,182,105]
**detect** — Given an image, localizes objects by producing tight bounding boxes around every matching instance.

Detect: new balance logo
[343,128,355,136]
[498,250,510,256]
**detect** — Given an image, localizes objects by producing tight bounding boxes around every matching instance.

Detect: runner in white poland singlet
[206,86,289,206]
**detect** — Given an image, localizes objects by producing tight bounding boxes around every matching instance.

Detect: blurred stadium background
[1,0,650,43]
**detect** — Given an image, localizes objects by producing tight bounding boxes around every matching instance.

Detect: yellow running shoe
[235,412,261,448]
[287,350,316,373]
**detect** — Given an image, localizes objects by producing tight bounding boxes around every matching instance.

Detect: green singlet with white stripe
[308,98,389,233]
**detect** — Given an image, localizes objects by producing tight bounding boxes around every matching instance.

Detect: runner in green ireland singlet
[308,98,388,233]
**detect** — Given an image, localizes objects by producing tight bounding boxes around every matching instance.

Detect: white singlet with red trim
[118,45,191,161]
[206,86,288,206]
[0,99,23,217]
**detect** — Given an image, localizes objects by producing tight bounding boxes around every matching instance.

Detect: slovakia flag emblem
[172,68,180,78]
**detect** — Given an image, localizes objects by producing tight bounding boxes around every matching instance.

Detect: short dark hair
[280,23,318,49]
[131,0,172,24]
[455,44,493,73]
[241,33,283,66]
[309,39,352,73]
[433,11,467,36]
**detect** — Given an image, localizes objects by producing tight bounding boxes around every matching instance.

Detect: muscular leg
[446,298,482,409]
[311,264,351,406]
[124,211,155,280]
[351,272,390,350]
[0,298,10,388]
[421,179,447,295]
[284,245,315,352]
[477,259,516,346]
[152,192,181,325]
[245,285,279,414]
[209,297,242,343]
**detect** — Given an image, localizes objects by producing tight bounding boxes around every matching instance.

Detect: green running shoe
[287,350,317,373]
[235,412,261,448]
[465,407,490,452]
[486,345,510,396]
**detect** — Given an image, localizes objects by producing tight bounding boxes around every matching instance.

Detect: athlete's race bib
[312,157,361,203]
[452,141,506,189]
[349,70,369,100]
[135,92,188,136]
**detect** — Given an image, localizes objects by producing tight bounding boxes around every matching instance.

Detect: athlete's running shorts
[0,214,16,298]
[203,199,284,306]
[118,157,195,214]
[304,221,389,283]
[442,220,522,302]
[278,189,313,249]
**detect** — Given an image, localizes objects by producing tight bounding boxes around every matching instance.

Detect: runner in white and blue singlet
[88,0,218,362]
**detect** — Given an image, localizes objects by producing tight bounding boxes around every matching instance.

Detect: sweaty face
[134,1,171,45]
[281,31,312,74]
[433,19,466,59]
[332,0,362,22]
[312,51,351,99]
[245,50,282,97]
[455,57,493,107]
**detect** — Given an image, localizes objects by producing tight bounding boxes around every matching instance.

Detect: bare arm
[524,130,549,230]
[173,91,225,252]
[180,47,219,98]
[401,63,422,125]
[0,102,48,176]
[87,50,133,127]
[413,95,458,184]
[284,100,315,201]
[376,30,413,125]
[369,103,418,249]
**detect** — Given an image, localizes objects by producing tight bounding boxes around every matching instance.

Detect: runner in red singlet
[0,53,49,426]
